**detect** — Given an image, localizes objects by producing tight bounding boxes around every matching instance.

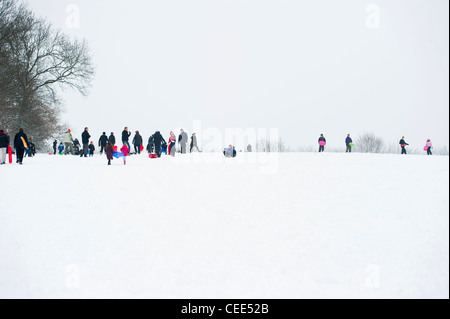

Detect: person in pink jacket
[425,139,433,155]
[120,144,129,164]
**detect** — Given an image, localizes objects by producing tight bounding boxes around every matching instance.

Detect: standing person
[120,144,129,165]
[147,134,154,154]
[0,129,9,165]
[190,133,200,153]
[247,144,252,152]
[132,130,143,154]
[14,128,28,165]
[88,141,95,157]
[168,131,176,156]
[81,127,90,157]
[318,134,326,152]
[425,139,433,155]
[345,134,353,153]
[399,136,409,155]
[64,129,74,155]
[122,127,131,151]
[152,131,165,158]
[106,142,114,165]
[178,129,188,154]
[109,132,116,146]
[98,132,109,155]
[53,140,58,155]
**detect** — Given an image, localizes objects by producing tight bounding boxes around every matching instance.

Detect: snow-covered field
[0,152,448,299]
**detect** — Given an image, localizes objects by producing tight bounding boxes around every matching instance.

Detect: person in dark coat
[399,136,409,155]
[132,130,143,154]
[88,141,95,157]
[73,138,81,155]
[147,135,154,153]
[14,128,29,164]
[0,129,10,164]
[98,132,109,155]
[80,127,91,157]
[345,134,353,153]
[53,140,58,155]
[152,131,166,158]
[318,134,326,152]
[122,127,131,151]
[109,132,116,146]
[105,142,114,165]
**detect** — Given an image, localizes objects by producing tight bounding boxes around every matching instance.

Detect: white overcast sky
[26,0,449,150]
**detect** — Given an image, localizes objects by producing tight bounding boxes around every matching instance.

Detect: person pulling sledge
[399,136,409,154]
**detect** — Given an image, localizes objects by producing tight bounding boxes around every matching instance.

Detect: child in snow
[106,142,114,165]
[425,139,433,155]
[88,141,95,157]
[53,140,57,155]
[120,144,129,164]
[168,131,176,156]
[58,142,64,155]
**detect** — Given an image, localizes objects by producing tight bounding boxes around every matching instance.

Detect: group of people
[0,126,438,166]
[316,134,434,155]
[0,128,31,165]
[51,127,203,165]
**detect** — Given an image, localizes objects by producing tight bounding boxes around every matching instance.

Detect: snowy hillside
[0,152,448,298]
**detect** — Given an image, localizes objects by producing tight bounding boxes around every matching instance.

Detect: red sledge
[8,145,12,164]
[140,145,144,152]
[149,154,158,159]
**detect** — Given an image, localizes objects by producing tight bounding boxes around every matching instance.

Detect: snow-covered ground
[0,152,448,299]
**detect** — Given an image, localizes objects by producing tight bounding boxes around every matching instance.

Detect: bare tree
[0,0,94,149]
[355,133,384,153]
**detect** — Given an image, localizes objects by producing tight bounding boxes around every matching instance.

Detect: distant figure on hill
[345,134,353,153]
[399,136,409,154]
[318,134,326,152]
[425,139,433,155]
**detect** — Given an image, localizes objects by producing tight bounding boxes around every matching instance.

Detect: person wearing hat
[399,136,409,154]
[64,129,74,155]
[0,129,10,165]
